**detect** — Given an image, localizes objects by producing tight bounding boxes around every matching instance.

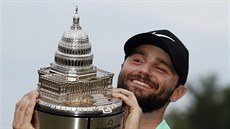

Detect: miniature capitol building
[33,5,123,129]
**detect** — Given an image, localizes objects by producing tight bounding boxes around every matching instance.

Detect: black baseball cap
[124,29,189,85]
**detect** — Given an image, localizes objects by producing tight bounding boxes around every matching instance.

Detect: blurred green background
[166,74,230,129]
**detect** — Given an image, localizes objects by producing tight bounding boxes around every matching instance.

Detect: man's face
[118,44,179,113]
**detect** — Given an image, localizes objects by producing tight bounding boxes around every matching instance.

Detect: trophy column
[33,5,124,129]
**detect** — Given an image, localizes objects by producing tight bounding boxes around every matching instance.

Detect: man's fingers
[17,101,31,126]
[24,91,39,123]
[24,98,36,122]
[112,88,139,108]
[13,90,39,129]
[112,88,142,129]
[13,92,32,127]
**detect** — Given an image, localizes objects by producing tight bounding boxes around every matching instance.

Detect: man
[112,29,189,129]
[13,29,189,129]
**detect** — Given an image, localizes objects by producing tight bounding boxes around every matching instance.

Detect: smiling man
[112,29,189,129]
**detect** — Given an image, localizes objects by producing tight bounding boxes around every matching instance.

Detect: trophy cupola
[51,5,94,77]
[71,5,82,30]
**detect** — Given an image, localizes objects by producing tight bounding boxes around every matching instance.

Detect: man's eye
[134,59,141,62]
[156,67,167,73]
[133,59,143,64]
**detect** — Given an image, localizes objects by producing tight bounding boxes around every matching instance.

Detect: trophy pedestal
[33,98,124,129]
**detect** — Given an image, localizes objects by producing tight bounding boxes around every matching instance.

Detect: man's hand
[13,90,39,129]
[112,88,142,129]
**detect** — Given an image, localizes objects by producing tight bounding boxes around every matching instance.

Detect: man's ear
[170,85,187,102]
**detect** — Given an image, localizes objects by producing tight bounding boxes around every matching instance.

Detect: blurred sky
[1,0,229,128]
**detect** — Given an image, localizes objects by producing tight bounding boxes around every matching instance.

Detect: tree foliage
[166,74,230,129]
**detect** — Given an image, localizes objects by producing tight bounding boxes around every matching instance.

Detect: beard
[117,71,176,113]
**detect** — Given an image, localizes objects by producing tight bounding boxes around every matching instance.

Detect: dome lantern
[71,5,82,30]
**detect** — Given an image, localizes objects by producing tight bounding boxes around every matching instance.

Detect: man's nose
[137,63,151,76]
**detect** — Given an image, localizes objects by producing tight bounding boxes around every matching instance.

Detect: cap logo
[152,32,175,42]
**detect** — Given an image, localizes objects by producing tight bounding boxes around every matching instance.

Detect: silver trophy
[33,5,124,129]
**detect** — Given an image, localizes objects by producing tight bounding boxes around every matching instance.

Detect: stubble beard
[117,71,175,113]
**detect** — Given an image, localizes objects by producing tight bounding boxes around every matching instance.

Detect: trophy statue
[33,5,124,129]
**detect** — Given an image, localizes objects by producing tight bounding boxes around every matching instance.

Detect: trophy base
[33,99,124,129]
[33,108,124,129]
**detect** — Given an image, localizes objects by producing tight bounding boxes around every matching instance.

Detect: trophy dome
[62,6,89,43]
[51,5,94,75]
[62,29,88,41]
